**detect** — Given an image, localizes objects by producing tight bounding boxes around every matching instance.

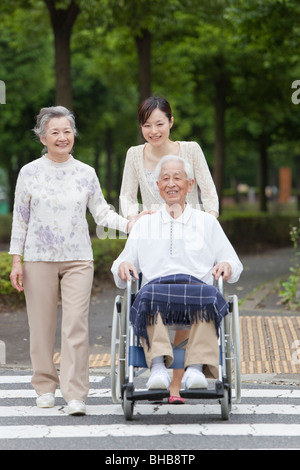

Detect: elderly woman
[9,106,136,416]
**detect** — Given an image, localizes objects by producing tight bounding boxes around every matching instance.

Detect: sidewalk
[234,247,300,379]
[1,246,300,382]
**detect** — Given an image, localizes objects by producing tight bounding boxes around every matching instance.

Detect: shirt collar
[160,203,192,224]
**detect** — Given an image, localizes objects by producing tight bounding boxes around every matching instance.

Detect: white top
[119,141,219,217]
[9,155,128,261]
[111,204,243,289]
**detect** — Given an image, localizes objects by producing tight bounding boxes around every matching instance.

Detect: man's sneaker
[36,393,55,408]
[182,367,208,390]
[67,400,86,416]
[146,368,170,390]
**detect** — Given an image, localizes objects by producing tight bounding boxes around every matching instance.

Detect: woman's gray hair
[33,106,78,138]
[154,155,194,181]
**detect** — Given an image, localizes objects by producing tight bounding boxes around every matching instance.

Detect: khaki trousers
[23,260,94,402]
[142,314,219,379]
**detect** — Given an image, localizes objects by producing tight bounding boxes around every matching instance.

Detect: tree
[226,0,300,211]
[148,1,234,210]
[108,0,186,107]
[0,2,54,208]
[44,0,80,109]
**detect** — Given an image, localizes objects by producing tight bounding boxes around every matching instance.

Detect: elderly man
[111,155,243,391]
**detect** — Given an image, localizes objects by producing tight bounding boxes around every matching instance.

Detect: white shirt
[9,155,128,261]
[111,204,243,289]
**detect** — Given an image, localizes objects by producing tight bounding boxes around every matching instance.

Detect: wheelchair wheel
[225,295,241,404]
[110,295,126,404]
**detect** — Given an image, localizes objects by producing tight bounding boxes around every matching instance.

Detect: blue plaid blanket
[130,273,229,346]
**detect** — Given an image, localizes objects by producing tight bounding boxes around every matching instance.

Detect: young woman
[119,96,219,403]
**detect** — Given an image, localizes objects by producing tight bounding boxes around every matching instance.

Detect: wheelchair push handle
[218,274,224,294]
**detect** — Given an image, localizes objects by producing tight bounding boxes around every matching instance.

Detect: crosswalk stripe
[1,387,300,399]
[0,388,112,399]
[0,375,105,384]
[0,403,299,417]
[1,423,300,439]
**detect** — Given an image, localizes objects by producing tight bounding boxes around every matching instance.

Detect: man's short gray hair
[154,155,194,181]
[33,106,78,138]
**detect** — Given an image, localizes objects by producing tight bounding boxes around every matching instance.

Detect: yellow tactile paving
[53,316,300,375]
[240,316,300,375]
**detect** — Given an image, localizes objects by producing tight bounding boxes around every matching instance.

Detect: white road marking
[0,403,299,417]
[1,387,300,399]
[0,375,105,384]
[0,423,300,439]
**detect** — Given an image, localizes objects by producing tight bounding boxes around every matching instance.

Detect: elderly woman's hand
[10,255,24,292]
[126,210,155,232]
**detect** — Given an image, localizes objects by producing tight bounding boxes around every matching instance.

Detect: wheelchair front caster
[220,387,230,420]
[123,388,134,421]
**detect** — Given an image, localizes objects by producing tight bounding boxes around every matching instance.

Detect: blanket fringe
[137,300,223,347]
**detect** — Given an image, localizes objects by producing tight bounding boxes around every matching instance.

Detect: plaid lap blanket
[130,273,229,346]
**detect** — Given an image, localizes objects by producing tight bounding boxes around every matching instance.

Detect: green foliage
[0,253,15,294]
[279,219,300,308]
[0,252,25,309]
[1,0,300,208]
[91,237,126,281]
[0,214,12,242]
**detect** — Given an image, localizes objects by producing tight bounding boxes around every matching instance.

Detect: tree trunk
[44,0,80,110]
[296,155,300,212]
[258,134,268,212]
[213,65,227,214]
[135,29,152,105]
[105,127,113,203]
[135,29,152,144]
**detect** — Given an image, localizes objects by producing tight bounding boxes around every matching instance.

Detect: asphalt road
[0,370,300,450]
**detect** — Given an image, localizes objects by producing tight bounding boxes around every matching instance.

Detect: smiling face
[40,116,75,162]
[157,160,194,212]
[141,108,173,147]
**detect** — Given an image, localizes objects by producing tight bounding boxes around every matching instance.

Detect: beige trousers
[142,314,219,379]
[23,260,94,402]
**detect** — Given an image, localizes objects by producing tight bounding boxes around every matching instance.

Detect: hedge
[0,212,299,308]
[219,212,300,254]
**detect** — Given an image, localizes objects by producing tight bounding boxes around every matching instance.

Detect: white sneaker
[36,393,55,408]
[146,367,170,390]
[182,367,208,390]
[67,400,86,416]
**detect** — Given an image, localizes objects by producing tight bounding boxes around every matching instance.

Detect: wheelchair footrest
[124,383,169,402]
[180,380,225,399]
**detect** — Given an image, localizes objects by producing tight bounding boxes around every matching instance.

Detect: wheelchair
[110,274,241,421]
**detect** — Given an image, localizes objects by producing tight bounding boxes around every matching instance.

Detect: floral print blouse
[9,155,128,261]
